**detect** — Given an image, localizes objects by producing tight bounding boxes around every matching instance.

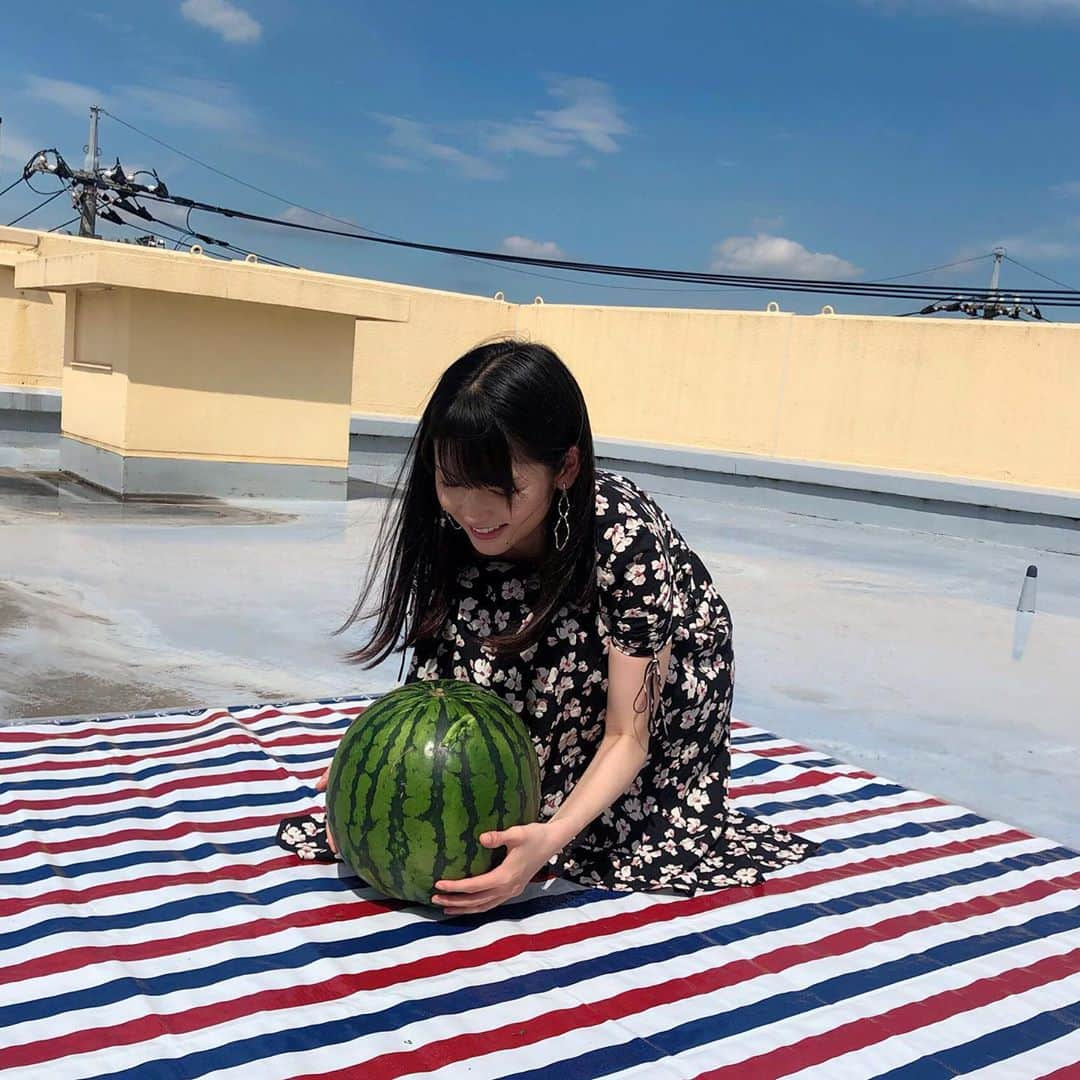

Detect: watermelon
[325,679,542,905]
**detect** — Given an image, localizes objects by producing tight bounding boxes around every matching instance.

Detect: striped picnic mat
[2,697,1078,1079]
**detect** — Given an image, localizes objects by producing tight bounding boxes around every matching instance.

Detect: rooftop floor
[2,440,1078,852]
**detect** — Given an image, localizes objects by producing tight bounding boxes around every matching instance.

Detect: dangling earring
[554,487,571,551]
[443,512,462,531]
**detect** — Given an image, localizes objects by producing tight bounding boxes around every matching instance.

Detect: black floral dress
[407,469,818,895]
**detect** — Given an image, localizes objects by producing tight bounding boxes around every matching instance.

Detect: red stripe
[0,712,231,744]
[6,897,389,986]
[0,807,316,863]
[780,797,946,834]
[1038,1064,1080,1079]
[733,768,876,798]
[0,728,341,778]
[0,852,301,919]
[8,827,1044,1070]
[698,948,1080,1080]
[284,870,1080,1080]
[746,744,815,758]
[0,764,299,817]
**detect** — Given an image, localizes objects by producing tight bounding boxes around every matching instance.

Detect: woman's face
[435,449,577,560]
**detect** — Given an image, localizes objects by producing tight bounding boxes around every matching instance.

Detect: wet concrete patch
[0,469,297,526]
[8,673,206,721]
[0,584,31,637]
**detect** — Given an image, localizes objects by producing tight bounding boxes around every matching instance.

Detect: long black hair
[335,339,597,668]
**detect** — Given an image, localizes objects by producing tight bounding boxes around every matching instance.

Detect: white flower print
[604,522,633,554]
[472,656,492,686]
[686,787,709,812]
[416,657,439,681]
[625,561,647,587]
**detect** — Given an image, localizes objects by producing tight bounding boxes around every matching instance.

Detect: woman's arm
[430,640,672,912]
[544,639,673,852]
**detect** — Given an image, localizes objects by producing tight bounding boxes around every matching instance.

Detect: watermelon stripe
[446,698,485,881]
[426,694,451,890]
[382,699,432,899]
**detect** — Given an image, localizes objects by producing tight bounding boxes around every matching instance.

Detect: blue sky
[2,0,1080,319]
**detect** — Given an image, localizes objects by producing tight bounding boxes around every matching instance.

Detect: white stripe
[0,772,307,828]
[16,844,1075,1075]
[0,700,368,756]
[784,969,1080,1079]
[758,789,943,831]
[3,818,1043,958]
[538,920,1080,1080]
[0,727,341,783]
[730,772,911,811]
[357,908,1080,1080]
[959,1023,1080,1080]
[1,849,320,942]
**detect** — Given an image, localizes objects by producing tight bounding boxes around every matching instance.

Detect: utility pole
[78,105,101,238]
[989,246,1005,295]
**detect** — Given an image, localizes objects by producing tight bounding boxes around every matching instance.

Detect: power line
[106,184,1080,303]
[48,215,81,233]
[1003,254,1078,293]
[877,253,993,282]
[0,176,25,200]
[24,143,1080,310]
[99,108,400,241]
[6,189,66,227]
[98,113,989,301]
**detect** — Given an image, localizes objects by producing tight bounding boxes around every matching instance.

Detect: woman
[281,339,816,912]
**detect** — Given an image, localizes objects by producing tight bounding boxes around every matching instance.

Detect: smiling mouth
[468,523,508,539]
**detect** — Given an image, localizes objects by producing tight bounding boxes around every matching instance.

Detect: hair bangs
[429,397,519,496]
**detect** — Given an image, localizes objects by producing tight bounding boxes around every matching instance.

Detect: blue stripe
[877,997,1080,1078]
[0,714,352,764]
[0,787,319,840]
[1,871,365,954]
[11,885,617,1034]
[97,887,1080,1080]
[496,904,1080,1080]
[1,745,335,795]
[8,832,1067,1030]
[0,835,278,888]
[735,781,911,817]
[5,805,990,929]
[729,757,847,780]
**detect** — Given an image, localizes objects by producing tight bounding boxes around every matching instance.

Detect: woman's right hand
[315,768,338,854]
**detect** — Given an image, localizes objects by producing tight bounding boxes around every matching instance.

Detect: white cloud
[0,128,40,169]
[24,72,256,135]
[27,75,107,115]
[121,77,257,133]
[487,77,629,158]
[710,234,861,278]
[372,114,502,180]
[991,235,1080,261]
[1051,180,1080,197]
[501,236,565,259]
[179,0,261,43]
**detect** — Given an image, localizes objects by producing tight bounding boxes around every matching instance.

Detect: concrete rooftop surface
[2,443,1078,854]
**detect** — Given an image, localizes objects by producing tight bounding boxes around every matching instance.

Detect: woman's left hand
[432,822,562,914]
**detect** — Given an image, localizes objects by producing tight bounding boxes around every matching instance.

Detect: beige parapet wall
[4,226,1080,494]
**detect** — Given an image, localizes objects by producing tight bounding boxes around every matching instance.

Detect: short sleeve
[596,489,674,659]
